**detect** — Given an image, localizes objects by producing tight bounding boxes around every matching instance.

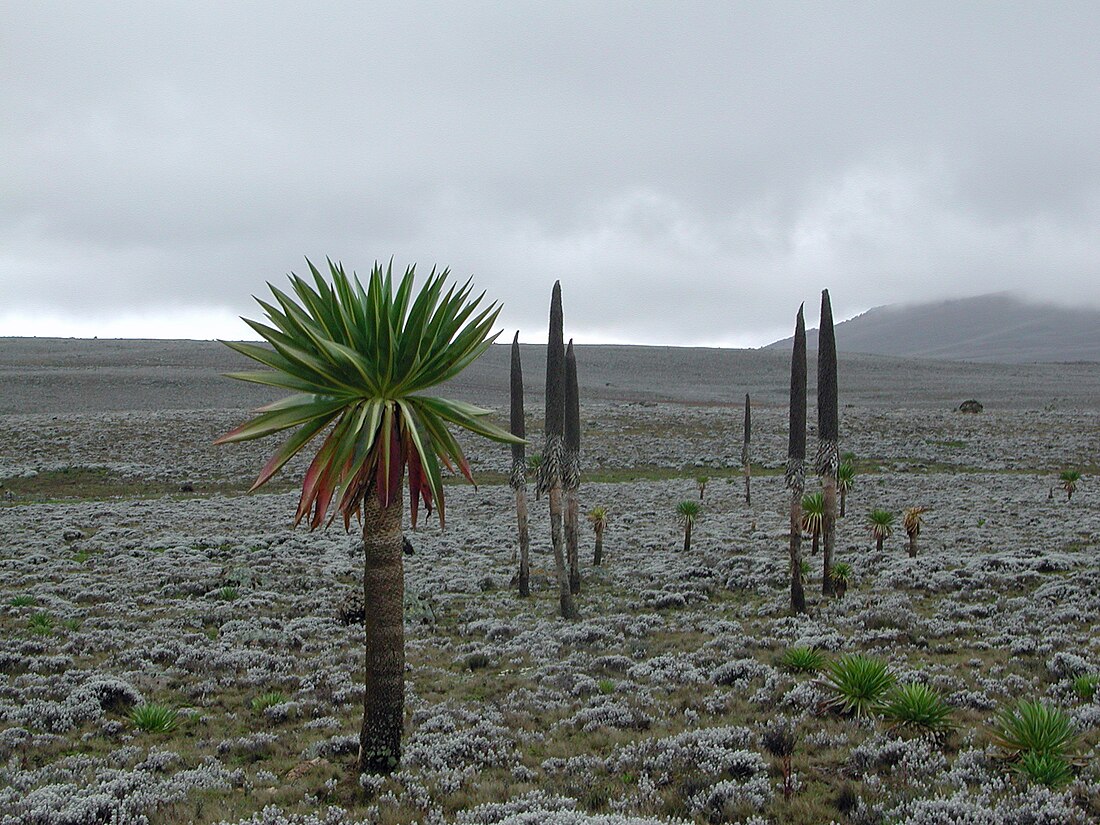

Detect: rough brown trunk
[840,489,847,518]
[564,340,581,596]
[516,488,530,596]
[357,485,405,775]
[593,527,603,566]
[789,492,806,614]
[877,535,885,553]
[683,522,692,553]
[549,486,578,619]
[565,489,580,594]
[812,532,819,556]
[907,534,916,558]
[822,478,836,596]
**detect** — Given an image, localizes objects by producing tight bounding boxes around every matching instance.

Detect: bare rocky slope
[766,293,1100,363]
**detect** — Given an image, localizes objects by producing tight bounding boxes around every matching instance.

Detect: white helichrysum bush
[216,805,373,825]
[457,787,692,824]
[849,732,947,785]
[217,732,279,758]
[627,653,706,686]
[941,746,998,789]
[873,785,1092,825]
[1,675,144,733]
[709,658,776,689]
[302,734,358,760]
[607,725,760,787]
[558,697,653,732]
[0,758,243,825]
[688,772,773,819]
[402,703,519,774]
[1047,652,1091,680]
[781,679,826,713]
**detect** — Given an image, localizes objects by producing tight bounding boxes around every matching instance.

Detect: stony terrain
[0,339,1098,824]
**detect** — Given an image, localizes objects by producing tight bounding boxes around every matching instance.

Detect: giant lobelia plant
[564,338,582,595]
[742,393,752,505]
[816,289,840,597]
[786,305,808,614]
[538,282,579,619]
[509,332,531,597]
[215,259,521,773]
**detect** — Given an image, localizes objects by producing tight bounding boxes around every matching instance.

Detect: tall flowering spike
[741,393,752,505]
[816,289,839,475]
[741,393,751,464]
[564,339,581,491]
[509,331,526,490]
[744,394,751,444]
[539,281,565,494]
[787,303,808,614]
[540,281,578,620]
[786,304,807,491]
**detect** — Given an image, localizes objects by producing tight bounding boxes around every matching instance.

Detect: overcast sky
[3,2,1099,346]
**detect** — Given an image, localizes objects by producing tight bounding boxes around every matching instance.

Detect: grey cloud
[3,2,1100,344]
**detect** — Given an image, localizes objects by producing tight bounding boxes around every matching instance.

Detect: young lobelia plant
[879,682,955,737]
[696,475,709,500]
[868,508,895,552]
[1017,751,1074,788]
[215,259,522,774]
[829,562,852,598]
[823,653,895,717]
[836,460,855,518]
[781,645,826,673]
[130,703,178,734]
[902,506,927,557]
[1059,469,1081,502]
[1072,674,1098,701]
[801,492,824,556]
[676,500,701,552]
[989,699,1081,762]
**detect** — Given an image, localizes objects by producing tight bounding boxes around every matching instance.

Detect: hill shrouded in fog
[767,293,1100,363]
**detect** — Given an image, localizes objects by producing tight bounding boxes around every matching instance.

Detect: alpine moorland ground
[0,341,1097,824]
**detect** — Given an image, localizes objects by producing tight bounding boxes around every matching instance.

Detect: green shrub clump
[130,703,179,733]
[990,699,1081,788]
[823,654,894,716]
[250,691,286,714]
[879,682,955,736]
[781,645,825,673]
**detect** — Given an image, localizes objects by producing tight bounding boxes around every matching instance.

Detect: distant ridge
[765,293,1100,363]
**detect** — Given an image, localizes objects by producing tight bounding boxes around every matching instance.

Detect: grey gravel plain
[5,337,1100,414]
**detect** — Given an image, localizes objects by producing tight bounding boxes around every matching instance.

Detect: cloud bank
[3,2,1099,345]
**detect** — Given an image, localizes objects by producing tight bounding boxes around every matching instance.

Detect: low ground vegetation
[0,400,1098,823]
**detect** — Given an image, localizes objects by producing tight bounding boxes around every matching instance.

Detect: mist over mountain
[766,294,1100,363]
